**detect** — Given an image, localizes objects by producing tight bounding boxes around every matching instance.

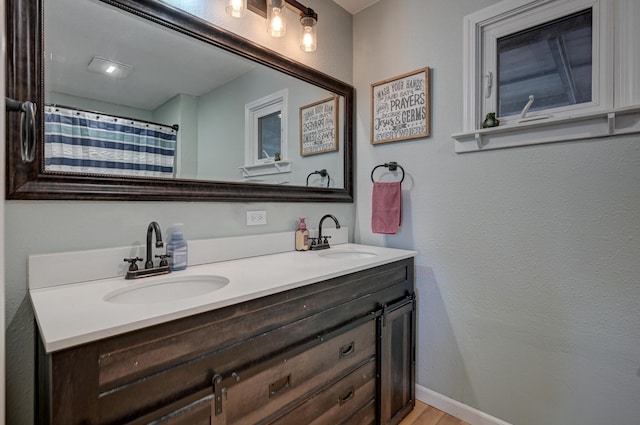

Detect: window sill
[240,160,292,177]
[452,106,640,153]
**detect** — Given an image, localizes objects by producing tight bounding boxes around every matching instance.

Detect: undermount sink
[105,275,230,304]
[317,249,378,260]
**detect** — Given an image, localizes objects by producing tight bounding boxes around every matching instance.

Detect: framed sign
[371,67,430,144]
[300,97,339,156]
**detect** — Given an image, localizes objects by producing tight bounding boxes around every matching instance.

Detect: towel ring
[371,162,405,183]
[306,169,330,187]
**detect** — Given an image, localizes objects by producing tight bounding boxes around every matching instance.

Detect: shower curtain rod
[46,103,179,132]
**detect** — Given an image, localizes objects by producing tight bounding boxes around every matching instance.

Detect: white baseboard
[415,385,513,425]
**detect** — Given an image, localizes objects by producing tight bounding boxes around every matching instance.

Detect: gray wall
[4,1,353,423]
[153,93,199,179]
[353,1,640,424]
[197,66,343,186]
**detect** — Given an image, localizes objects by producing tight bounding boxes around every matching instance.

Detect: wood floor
[398,401,470,425]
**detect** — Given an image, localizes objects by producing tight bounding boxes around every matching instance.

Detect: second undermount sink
[105,275,230,305]
[317,249,378,260]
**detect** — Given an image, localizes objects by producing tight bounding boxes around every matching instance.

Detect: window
[243,90,291,176]
[453,0,640,153]
[496,9,593,117]
[479,0,611,127]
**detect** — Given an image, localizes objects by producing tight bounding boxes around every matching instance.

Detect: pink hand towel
[372,181,402,234]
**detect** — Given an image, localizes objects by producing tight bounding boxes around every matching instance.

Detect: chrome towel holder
[371,161,405,183]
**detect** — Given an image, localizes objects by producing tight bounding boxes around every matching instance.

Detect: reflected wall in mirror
[6,0,353,201]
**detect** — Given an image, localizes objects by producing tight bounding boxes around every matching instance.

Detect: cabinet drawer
[338,399,376,425]
[123,388,214,425]
[269,358,376,425]
[225,319,376,424]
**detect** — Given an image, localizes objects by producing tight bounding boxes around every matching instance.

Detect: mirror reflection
[44,0,345,188]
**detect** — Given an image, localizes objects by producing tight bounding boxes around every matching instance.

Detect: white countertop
[30,244,417,353]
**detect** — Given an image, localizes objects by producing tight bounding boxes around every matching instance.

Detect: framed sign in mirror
[371,67,431,145]
[300,97,339,157]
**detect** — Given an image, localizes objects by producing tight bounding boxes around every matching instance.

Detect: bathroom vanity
[31,243,416,425]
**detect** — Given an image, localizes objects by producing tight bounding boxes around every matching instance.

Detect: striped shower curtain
[44,105,177,178]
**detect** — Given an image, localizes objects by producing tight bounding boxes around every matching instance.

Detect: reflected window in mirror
[245,89,288,169]
[258,111,282,161]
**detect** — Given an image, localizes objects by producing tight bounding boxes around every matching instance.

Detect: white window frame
[453,0,640,153]
[483,2,608,124]
[242,90,291,176]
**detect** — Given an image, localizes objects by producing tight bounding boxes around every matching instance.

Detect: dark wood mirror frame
[5,0,354,202]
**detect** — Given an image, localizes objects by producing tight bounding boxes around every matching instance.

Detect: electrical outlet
[246,210,267,226]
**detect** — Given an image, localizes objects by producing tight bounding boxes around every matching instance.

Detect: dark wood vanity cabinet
[36,259,415,425]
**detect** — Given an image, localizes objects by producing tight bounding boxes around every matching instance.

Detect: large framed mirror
[6,0,353,202]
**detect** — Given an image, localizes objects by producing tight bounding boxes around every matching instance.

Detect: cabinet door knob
[269,374,291,398]
[338,386,355,405]
[339,341,355,358]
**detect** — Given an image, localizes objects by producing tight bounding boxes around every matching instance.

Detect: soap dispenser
[166,223,188,271]
[295,218,310,251]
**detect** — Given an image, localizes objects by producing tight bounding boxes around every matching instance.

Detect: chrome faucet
[123,221,171,279]
[310,214,341,250]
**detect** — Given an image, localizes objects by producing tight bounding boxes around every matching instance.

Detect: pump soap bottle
[167,223,188,271]
[295,218,310,251]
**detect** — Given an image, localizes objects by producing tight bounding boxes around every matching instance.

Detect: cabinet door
[378,296,416,425]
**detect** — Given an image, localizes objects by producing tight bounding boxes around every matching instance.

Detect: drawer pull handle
[339,341,355,358]
[338,386,355,405]
[269,374,291,398]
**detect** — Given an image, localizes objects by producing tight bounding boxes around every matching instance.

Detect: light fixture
[226,0,247,18]
[87,56,134,78]
[267,0,287,38]
[299,11,317,52]
[243,0,318,52]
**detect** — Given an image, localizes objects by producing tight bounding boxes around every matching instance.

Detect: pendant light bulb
[226,0,247,18]
[268,0,287,38]
[299,16,317,52]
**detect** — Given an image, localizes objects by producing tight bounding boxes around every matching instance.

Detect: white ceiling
[332,0,380,14]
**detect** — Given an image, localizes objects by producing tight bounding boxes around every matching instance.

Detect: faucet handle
[155,254,171,267]
[124,257,143,271]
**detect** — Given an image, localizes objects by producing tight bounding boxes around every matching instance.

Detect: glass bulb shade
[267,0,287,37]
[299,16,317,52]
[226,0,247,18]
